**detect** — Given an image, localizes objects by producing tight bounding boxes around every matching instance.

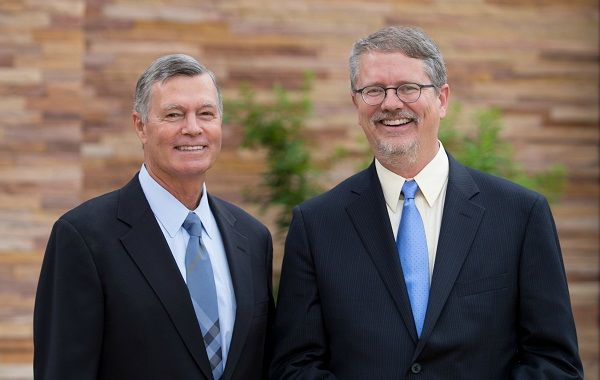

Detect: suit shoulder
[210,195,270,234]
[60,188,120,225]
[468,167,540,196]
[459,165,547,211]
[296,167,371,211]
[46,187,126,250]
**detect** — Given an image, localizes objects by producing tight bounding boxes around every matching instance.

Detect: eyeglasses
[353,83,436,106]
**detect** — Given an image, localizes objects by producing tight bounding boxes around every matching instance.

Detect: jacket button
[411,363,422,374]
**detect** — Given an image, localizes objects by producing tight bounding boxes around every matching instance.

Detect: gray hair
[133,53,223,123]
[349,26,447,91]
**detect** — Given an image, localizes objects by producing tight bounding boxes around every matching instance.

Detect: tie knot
[182,212,203,237]
[402,180,419,200]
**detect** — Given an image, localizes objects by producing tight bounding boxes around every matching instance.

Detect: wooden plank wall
[0,0,597,378]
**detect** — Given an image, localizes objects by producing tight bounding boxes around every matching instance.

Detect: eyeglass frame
[353,83,436,106]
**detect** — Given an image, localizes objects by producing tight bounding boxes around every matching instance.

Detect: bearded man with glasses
[270,25,583,379]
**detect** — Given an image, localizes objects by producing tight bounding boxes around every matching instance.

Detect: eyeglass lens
[361,84,423,105]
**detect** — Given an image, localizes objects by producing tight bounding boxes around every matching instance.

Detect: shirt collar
[196,183,217,240]
[375,142,449,210]
[138,164,215,238]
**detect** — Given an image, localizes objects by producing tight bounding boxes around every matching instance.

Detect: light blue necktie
[183,212,224,380]
[396,180,430,337]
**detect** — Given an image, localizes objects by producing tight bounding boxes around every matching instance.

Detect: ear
[132,112,148,145]
[437,84,450,118]
[351,91,359,108]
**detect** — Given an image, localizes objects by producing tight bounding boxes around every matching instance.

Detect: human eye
[163,112,184,121]
[398,84,420,94]
[198,109,217,120]
[363,86,385,97]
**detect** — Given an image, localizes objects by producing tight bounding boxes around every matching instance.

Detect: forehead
[150,73,218,107]
[357,51,427,84]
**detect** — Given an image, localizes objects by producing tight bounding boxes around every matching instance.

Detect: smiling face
[352,51,449,176]
[133,73,222,191]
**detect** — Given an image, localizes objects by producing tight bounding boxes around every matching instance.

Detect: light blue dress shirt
[138,164,236,367]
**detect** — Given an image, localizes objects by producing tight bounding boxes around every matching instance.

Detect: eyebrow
[163,104,183,111]
[363,81,421,87]
[161,102,217,111]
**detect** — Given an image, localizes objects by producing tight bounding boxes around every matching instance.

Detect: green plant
[225,73,321,234]
[439,104,566,202]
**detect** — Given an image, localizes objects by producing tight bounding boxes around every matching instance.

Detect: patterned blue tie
[396,180,429,337]
[183,212,224,380]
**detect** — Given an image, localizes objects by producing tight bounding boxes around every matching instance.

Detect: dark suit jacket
[271,157,582,379]
[34,174,274,380]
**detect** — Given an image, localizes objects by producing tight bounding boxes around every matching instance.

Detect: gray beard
[375,139,420,169]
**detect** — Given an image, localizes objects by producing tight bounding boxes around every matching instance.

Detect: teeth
[381,118,411,126]
[177,145,205,151]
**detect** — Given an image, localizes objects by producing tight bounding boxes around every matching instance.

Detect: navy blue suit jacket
[271,156,582,379]
[34,174,274,380]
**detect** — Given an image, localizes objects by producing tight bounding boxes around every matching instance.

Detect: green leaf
[225,73,319,235]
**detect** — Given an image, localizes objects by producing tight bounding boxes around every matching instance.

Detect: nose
[380,88,405,111]
[182,114,202,135]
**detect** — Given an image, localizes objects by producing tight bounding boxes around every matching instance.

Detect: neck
[377,142,439,178]
[145,165,205,210]
[378,158,422,178]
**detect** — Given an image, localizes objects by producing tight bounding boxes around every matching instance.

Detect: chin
[174,164,211,178]
[376,140,420,165]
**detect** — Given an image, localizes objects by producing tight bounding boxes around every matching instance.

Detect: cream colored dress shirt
[375,143,449,280]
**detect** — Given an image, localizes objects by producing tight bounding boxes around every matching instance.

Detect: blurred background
[0,0,597,379]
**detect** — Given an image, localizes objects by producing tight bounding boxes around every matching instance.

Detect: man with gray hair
[271,26,582,379]
[34,54,274,380]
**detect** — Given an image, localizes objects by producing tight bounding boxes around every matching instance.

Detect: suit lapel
[414,157,485,356]
[345,164,419,343]
[208,196,254,380]
[117,175,213,380]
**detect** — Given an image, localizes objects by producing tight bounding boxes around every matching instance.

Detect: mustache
[371,111,419,123]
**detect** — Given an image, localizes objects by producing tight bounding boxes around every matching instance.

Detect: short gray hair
[133,53,223,122]
[349,26,447,91]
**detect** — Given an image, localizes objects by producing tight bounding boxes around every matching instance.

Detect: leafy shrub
[225,74,320,234]
[439,104,566,203]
